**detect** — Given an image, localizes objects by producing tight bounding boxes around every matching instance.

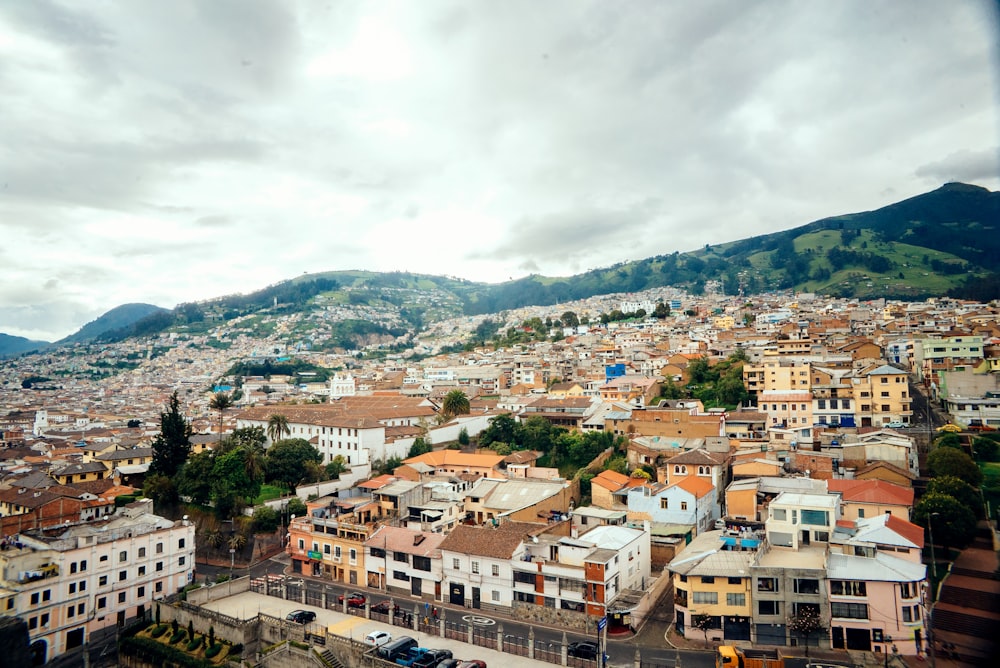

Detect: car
[285,609,316,624]
[436,660,461,668]
[365,630,392,647]
[456,661,486,668]
[396,647,431,667]
[411,649,453,668]
[338,591,367,608]
[886,421,906,429]
[567,641,599,661]
[371,600,402,615]
[938,423,962,433]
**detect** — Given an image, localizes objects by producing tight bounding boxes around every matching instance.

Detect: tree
[266,414,290,443]
[441,390,471,419]
[209,392,233,442]
[149,392,192,478]
[265,438,322,493]
[325,455,348,479]
[561,311,580,328]
[690,614,714,646]
[927,446,983,486]
[687,356,714,385]
[787,605,824,657]
[933,432,963,450]
[143,473,179,510]
[176,451,215,505]
[408,437,432,458]
[913,492,978,553]
[286,497,307,518]
[926,475,981,516]
[457,427,470,447]
[241,440,267,487]
[972,436,1000,462]
[479,413,519,448]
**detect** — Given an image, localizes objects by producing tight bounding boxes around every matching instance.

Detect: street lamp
[229,548,235,581]
[928,512,940,580]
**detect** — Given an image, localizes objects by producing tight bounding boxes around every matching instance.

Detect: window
[77,603,85,615]
[830,580,867,597]
[900,582,915,599]
[98,597,107,609]
[758,578,779,592]
[335,546,342,559]
[800,510,828,526]
[155,582,162,593]
[794,579,820,595]
[179,556,186,566]
[120,550,127,562]
[728,577,742,585]
[349,548,357,564]
[681,501,688,511]
[491,590,500,602]
[69,583,76,594]
[492,564,500,577]
[297,539,305,550]
[902,606,913,622]
[29,617,37,630]
[701,576,715,584]
[40,613,49,627]
[118,592,127,603]
[138,547,146,558]
[758,600,780,615]
[43,589,50,601]
[392,570,410,582]
[99,555,108,562]
[324,544,331,555]
[772,508,787,521]
[138,586,145,598]
[726,593,746,606]
[393,551,408,563]
[660,498,669,509]
[119,570,128,582]
[692,592,717,605]
[156,542,163,554]
[178,538,185,549]
[31,593,39,605]
[370,547,386,559]
[472,561,480,574]
[155,561,163,572]
[514,591,534,603]
[138,566,146,576]
[412,555,431,571]
[99,575,108,586]
[831,602,869,619]
[514,571,535,585]
[70,562,78,574]
[858,508,865,518]
[452,558,460,570]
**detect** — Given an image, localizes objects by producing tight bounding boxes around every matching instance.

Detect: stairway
[318,648,345,668]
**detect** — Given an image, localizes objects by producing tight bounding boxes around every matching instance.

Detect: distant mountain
[67,182,999,347]
[0,333,48,357]
[56,303,169,346]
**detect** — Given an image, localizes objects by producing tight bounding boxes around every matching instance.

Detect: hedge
[119,636,218,668]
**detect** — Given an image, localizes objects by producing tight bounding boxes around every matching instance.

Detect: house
[590,470,631,511]
[438,521,538,609]
[626,478,716,534]
[399,451,505,479]
[462,477,575,525]
[0,501,195,664]
[286,495,376,584]
[827,479,915,522]
[364,525,445,598]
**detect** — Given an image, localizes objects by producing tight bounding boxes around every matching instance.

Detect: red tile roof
[827,479,914,506]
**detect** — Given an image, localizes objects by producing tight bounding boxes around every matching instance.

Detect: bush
[204,643,222,659]
[252,505,279,532]
[186,636,203,652]
[150,624,169,638]
[231,643,243,655]
[169,631,187,644]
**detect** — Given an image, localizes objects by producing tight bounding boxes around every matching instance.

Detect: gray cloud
[0,0,996,339]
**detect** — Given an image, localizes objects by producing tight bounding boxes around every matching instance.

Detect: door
[472,587,481,609]
[449,582,465,606]
[846,627,871,651]
[411,577,422,597]
[801,530,810,546]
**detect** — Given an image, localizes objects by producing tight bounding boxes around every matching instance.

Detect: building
[0,500,195,664]
[364,525,445,598]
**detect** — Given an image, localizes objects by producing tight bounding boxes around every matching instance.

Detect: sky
[1,1,998,342]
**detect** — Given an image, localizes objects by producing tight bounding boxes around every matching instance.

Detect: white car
[886,421,906,429]
[365,630,392,647]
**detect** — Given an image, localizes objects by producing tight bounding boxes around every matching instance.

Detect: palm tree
[209,392,234,442]
[441,390,470,420]
[266,414,290,443]
[227,532,247,551]
[241,442,267,485]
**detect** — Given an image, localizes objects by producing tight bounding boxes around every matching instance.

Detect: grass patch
[253,484,288,504]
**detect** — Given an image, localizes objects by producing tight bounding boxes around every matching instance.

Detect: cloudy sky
[2,1,998,341]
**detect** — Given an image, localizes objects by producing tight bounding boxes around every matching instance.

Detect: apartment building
[364,525,445,598]
[0,500,195,664]
[849,365,912,428]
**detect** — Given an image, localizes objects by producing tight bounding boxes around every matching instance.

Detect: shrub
[204,643,223,659]
[150,624,169,638]
[186,636,203,652]
[169,631,186,644]
[232,643,243,655]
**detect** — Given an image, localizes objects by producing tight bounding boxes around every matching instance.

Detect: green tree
[209,392,234,442]
[149,391,192,478]
[479,413,519,448]
[560,311,580,328]
[441,390,471,419]
[211,448,260,519]
[926,475,981,516]
[142,473,179,510]
[972,436,1000,462]
[927,446,983,486]
[457,427,470,446]
[606,456,628,474]
[266,439,323,493]
[716,372,749,406]
[286,497,307,518]
[913,492,977,553]
[266,414,290,443]
[325,455,348,479]
[687,356,714,385]
[408,437,433,458]
[933,432,963,450]
[223,426,267,453]
[241,440,267,486]
[521,415,557,453]
[176,451,215,505]
[691,614,715,647]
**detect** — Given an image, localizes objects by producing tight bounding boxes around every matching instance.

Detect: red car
[338,591,366,608]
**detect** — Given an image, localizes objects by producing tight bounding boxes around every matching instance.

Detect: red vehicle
[338,591,367,608]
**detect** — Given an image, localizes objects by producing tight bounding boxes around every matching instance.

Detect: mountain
[0,333,48,357]
[56,303,170,346]
[55,182,998,348]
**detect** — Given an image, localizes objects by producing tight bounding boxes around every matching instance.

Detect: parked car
[456,661,487,668]
[436,660,461,668]
[886,421,906,429]
[567,641,599,661]
[285,609,316,624]
[411,649,453,668]
[396,647,431,667]
[371,600,402,615]
[338,591,367,608]
[365,630,392,647]
[377,636,418,662]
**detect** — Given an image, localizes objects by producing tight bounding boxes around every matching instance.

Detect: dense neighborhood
[0,287,998,666]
